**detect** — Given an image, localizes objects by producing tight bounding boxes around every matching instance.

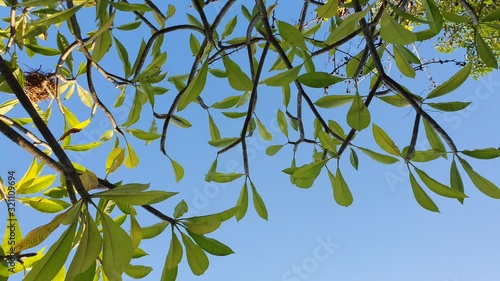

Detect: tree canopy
[0,0,499,280]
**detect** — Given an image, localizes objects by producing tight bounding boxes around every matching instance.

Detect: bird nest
[24,70,56,103]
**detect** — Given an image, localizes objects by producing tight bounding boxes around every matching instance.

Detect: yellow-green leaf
[329,168,353,207]
[409,172,439,212]
[181,232,209,276]
[178,60,209,111]
[372,124,400,156]
[316,0,339,18]
[414,167,467,199]
[427,64,471,99]
[458,157,500,199]
[380,12,417,45]
[347,93,371,131]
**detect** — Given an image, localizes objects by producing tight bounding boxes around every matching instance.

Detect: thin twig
[0,114,52,151]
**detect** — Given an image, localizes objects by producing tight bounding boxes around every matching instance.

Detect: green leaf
[297,72,344,88]
[18,197,70,213]
[475,33,498,68]
[92,30,112,63]
[251,182,268,220]
[427,64,472,99]
[315,95,354,108]
[222,111,247,118]
[358,148,399,164]
[211,96,240,109]
[208,115,221,140]
[181,232,209,275]
[380,12,417,45]
[24,44,60,56]
[442,11,470,23]
[409,172,440,212]
[125,141,139,169]
[205,158,218,182]
[235,183,249,221]
[427,101,471,112]
[24,221,77,281]
[92,189,177,205]
[212,172,243,183]
[462,148,500,159]
[404,149,441,162]
[174,200,189,219]
[318,131,337,153]
[164,232,183,272]
[100,210,134,281]
[480,8,500,22]
[110,2,152,12]
[167,4,176,18]
[15,203,80,252]
[0,99,18,114]
[458,157,500,199]
[76,84,93,108]
[142,221,169,239]
[130,213,142,249]
[316,0,339,18]
[116,21,142,31]
[208,137,239,148]
[222,15,237,39]
[34,4,83,26]
[66,214,102,280]
[350,148,359,170]
[186,206,239,224]
[277,21,307,50]
[422,0,443,33]
[171,115,192,128]
[423,119,446,155]
[261,66,301,87]
[209,68,227,78]
[124,265,153,279]
[330,168,353,207]
[266,145,284,156]
[222,56,253,91]
[293,159,327,180]
[414,167,467,199]
[17,174,56,194]
[326,7,371,44]
[372,124,400,156]
[256,117,272,141]
[64,142,102,151]
[379,95,409,107]
[450,160,465,204]
[126,129,161,141]
[187,230,234,256]
[277,110,288,137]
[170,158,185,183]
[189,34,200,56]
[347,93,371,131]
[122,90,142,127]
[106,147,125,175]
[178,60,209,111]
[393,45,415,78]
[185,221,221,235]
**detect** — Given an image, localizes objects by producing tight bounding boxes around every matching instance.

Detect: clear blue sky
[1,1,500,281]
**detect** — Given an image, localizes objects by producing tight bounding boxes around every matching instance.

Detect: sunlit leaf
[297,72,344,88]
[458,157,500,199]
[414,167,467,199]
[181,232,209,275]
[372,124,400,156]
[347,93,371,131]
[409,172,439,212]
[427,64,471,99]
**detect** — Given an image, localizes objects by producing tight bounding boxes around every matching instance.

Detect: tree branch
[0,56,90,200]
